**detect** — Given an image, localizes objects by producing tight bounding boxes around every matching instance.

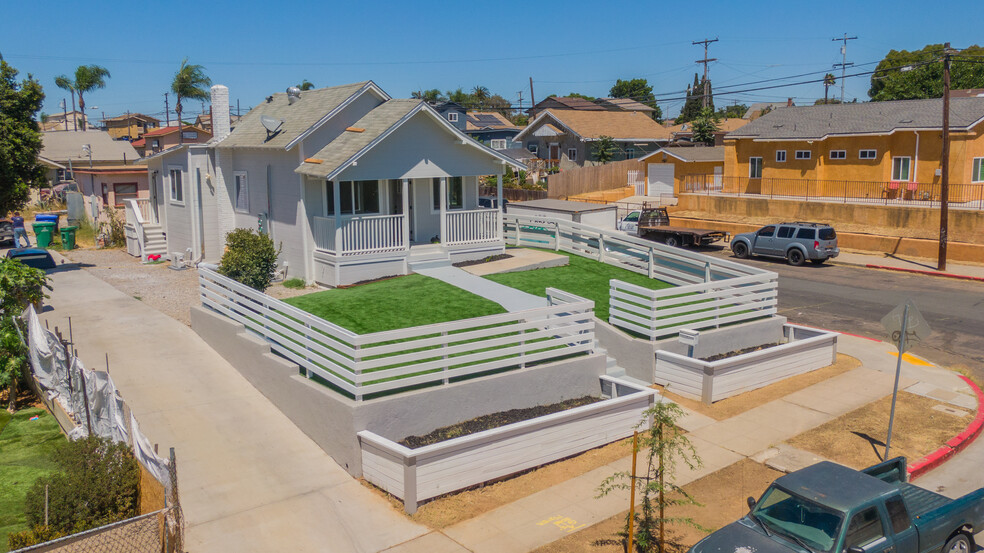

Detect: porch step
[408,244,451,272]
[409,258,452,272]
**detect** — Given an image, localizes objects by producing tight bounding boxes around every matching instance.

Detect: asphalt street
[700,246,984,381]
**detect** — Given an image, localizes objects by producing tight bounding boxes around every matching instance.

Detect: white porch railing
[135,198,154,223]
[444,208,501,246]
[123,199,147,260]
[198,266,596,400]
[312,214,407,256]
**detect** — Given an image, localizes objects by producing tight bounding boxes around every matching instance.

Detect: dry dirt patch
[657,354,861,421]
[788,391,969,469]
[533,459,783,553]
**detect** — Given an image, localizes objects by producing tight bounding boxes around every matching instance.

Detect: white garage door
[647,164,675,197]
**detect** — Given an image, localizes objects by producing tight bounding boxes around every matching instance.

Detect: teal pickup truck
[689,458,984,553]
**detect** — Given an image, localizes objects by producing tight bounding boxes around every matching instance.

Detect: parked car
[478,196,508,209]
[0,219,13,247]
[6,248,57,270]
[617,210,640,233]
[731,222,838,265]
[622,205,728,248]
[689,457,984,553]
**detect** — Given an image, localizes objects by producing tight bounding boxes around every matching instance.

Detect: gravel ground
[59,248,318,326]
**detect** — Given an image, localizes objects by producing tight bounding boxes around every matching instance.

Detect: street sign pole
[884,302,908,460]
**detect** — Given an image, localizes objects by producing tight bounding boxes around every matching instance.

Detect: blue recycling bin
[35,213,60,234]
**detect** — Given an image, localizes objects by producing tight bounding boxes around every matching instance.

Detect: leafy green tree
[869,44,984,101]
[566,92,596,101]
[471,85,490,108]
[592,135,618,164]
[599,401,705,553]
[445,87,470,105]
[691,107,719,146]
[610,78,662,121]
[53,65,109,132]
[219,228,280,291]
[715,103,748,119]
[677,74,703,124]
[171,58,211,144]
[412,89,445,103]
[297,80,315,91]
[0,256,49,411]
[0,60,45,212]
[823,73,836,104]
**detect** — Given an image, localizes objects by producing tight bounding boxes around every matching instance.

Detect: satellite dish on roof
[260,115,284,140]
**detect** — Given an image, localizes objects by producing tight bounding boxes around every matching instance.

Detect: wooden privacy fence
[358,375,656,513]
[547,159,646,199]
[653,325,837,403]
[199,266,596,400]
[478,186,548,202]
[609,272,779,339]
[503,214,769,286]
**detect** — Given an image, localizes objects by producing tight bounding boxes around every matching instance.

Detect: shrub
[102,208,127,248]
[283,278,305,289]
[7,525,66,549]
[218,228,280,291]
[22,436,140,537]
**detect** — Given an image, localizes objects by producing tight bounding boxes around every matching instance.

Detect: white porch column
[298,146,314,283]
[496,172,504,240]
[332,180,343,253]
[401,178,410,249]
[439,177,447,244]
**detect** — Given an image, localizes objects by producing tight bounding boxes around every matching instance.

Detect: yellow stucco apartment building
[720,97,984,203]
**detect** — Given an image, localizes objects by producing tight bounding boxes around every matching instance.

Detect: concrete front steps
[408,244,451,272]
[141,223,167,258]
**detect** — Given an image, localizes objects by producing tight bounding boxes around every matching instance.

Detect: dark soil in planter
[700,342,782,362]
[399,395,602,448]
[453,253,513,268]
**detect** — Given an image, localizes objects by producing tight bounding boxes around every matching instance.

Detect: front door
[389,180,414,242]
[548,144,560,164]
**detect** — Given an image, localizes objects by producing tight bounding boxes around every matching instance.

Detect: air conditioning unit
[169,252,186,271]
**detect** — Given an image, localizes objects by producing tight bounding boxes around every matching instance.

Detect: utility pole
[164,93,170,126]
[528,77,537,119]
[832,34,858,102]
[693,38,718,109]
[939,42,957,271]
[517,90,523,113]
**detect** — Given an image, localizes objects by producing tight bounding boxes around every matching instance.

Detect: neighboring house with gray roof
[138,82,523,286]
[723,97,984,197]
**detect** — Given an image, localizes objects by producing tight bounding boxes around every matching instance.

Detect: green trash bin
[32,221,56,248]
[60,226,78,250]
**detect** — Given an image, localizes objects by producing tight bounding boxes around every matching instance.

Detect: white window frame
[776,150,786,163]
[168,166,184,205]
[972,158,984,183]
[447,112,459,123]
[795,150,812,160]
[749,157,763,178]
[859,149,877,160]
[892,156,912,181]
[829,150,847,160]
[567,147,577,162]
[626,148,636,160]
[528,143,538,155]
[490,139,506,150]
[431,177,464,213]
[234,171,249,213]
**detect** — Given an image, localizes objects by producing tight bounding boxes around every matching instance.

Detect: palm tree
[823,73,836,105]
[54,65,110,131]
[472,86,490,108]
[171,58,212,144]
[297,80,315,91]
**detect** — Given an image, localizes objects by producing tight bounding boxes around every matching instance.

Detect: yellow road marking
[888,351,934,367]
[537,515,588,533]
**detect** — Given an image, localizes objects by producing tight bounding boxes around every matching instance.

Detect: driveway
[40,261,428,552]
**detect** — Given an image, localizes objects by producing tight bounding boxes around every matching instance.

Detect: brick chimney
[211,85,231,140]
[787,97,794,107]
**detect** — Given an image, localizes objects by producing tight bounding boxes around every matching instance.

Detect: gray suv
[731,222,839,266]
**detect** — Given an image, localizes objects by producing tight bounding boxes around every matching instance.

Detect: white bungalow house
[134,81,522,286]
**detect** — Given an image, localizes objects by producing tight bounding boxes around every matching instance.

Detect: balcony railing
[682,175,984,209]
[312,214,407,256]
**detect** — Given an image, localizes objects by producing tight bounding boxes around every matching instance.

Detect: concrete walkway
[40,263,429,553]
[414,264,548,312]
[387,333,978,553]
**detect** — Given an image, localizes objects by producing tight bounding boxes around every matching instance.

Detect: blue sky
[2,0,983,121]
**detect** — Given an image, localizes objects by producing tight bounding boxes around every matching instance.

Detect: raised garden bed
[654,324,838,404]
[399,396,602,448]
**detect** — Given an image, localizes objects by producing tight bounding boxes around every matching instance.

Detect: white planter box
[654,324,838,403]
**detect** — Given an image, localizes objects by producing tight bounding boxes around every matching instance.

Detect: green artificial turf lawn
[283,273,507,334]
[0,407,66,551]
[484,250,673,321]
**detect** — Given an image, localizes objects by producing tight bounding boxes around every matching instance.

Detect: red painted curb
[908,375,984,480]
[865,264,984,282]
[787,323,882,342]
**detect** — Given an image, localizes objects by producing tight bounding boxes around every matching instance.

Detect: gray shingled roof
[295,99,423,178]
[41,131,139,163]
[645,146,724,163]
[729,97,984,140]
[217,82,372,149]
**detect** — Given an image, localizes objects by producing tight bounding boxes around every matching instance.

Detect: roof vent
[287,86,301,105]
[260,115,284,140]
[266,96,274,103]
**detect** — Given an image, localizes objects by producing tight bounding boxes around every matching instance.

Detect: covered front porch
[305,175,505,286]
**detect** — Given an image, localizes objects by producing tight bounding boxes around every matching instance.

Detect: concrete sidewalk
[387,334,978,553]
[40,263,429,553]
[833,250,984,281]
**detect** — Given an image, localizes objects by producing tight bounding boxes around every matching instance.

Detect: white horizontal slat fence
[358,376,656,513]
[199,267,596,400]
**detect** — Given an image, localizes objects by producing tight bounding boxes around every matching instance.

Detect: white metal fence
[444,208,501,246]
[609,272,779,340]
[358,375,655,513]
[199,266,596,400]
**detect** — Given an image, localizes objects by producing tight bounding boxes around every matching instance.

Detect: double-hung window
[859,149,877,160]
[749,157,763,178]
[447,112,459,123]
[972,158,984,182]
[829,150,846,159]
[168,167,183,203]
[776,150,786,163]
[567,147,577,162]
[432,177,463,210]
[892,157,911,181]
[795,150,812,160]
[326,180,380,215]
[234,171,249,212]
[490,139,506,149]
